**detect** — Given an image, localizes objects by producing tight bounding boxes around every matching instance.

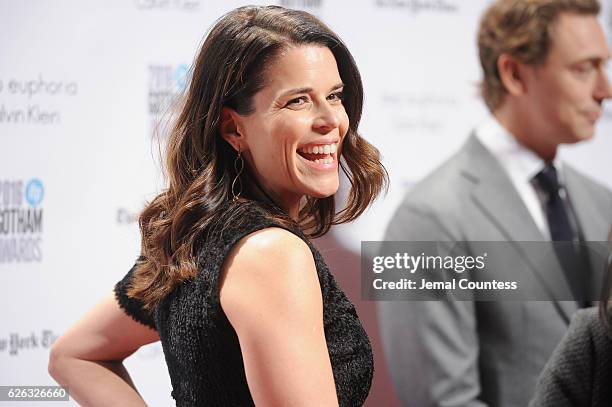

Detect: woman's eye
[327,91,344,102]
[286,96,309,107]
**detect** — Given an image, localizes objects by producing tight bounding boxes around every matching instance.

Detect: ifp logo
[174,64,189,92]
[25,178,44,207]
[148,63,190,116]
[0,178,44,263]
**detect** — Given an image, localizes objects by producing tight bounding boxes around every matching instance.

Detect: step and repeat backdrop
[2,0,611,405]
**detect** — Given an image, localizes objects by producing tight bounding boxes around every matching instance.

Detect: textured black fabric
[114,201,374,406]
[529,308,612,407]
[114,258,157,330]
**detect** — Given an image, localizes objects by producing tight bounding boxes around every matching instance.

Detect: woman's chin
[303,183,339,199]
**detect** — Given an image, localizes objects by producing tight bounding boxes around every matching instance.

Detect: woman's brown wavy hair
[128,5,388,311]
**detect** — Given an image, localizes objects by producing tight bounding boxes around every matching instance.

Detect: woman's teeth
[297,143,338,165]
[313,156,334,164]
[299,143,337,155]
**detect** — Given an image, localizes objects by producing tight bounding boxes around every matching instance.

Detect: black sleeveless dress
[114,201,374,406]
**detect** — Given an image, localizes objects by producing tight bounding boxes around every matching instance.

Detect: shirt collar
[475,113,561,184]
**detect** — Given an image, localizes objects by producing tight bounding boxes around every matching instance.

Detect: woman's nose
[312,103,340,134]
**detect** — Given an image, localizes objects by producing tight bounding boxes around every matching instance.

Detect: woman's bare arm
[48,294,160,407]
[220,227,339,407]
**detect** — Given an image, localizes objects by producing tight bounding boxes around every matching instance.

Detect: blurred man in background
[378,0,612,405]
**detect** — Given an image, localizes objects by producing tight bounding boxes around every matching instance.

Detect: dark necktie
[534,164,589,306]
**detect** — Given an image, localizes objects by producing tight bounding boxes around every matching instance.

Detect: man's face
[523,13,611,148]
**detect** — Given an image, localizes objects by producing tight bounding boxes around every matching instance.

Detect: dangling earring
[231,147,244,201]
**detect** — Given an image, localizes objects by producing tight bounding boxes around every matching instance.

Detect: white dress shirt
[474,114,563,240]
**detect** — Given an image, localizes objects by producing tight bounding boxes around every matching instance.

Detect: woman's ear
[220,107,244,152]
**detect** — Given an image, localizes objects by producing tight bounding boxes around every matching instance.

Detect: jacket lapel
[460,135,576,323]
[562,165,611,298]
[562,165,609,241]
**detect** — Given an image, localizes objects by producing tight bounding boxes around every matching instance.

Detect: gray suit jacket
[378,135,612,407]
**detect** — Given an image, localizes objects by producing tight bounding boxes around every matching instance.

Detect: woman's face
[231,44,349,216]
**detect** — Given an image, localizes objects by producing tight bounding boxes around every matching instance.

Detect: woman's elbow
[48,344,64,384]
[48,338,71,382]
[48,337,72,385]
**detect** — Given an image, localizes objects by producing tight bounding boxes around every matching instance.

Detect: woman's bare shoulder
[219,226,320,321]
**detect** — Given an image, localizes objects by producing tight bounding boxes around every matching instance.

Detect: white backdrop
[1,1,611,406]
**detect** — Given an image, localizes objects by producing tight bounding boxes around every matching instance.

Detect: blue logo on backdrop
[174,64,189,92]
[25,179,44,207]
[148,63,190,118]
[0,178,44,263]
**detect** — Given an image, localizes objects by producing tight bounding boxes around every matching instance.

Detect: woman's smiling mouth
[297,142,338,167]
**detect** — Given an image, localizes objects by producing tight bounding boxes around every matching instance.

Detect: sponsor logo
[0,179,44,263]
[148,64,189,117]
[0,330,58,356]
[116,207,139,225]
[135,0,200,11]
[0,75,78,125]
[279,0,323,9]
[381,92,457,131]
[375,0,458,13]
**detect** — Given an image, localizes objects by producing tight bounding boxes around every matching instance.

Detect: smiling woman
[48,5,387,407]
[222,45,350,216]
